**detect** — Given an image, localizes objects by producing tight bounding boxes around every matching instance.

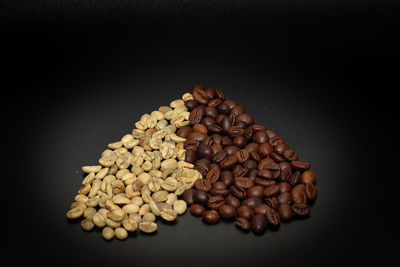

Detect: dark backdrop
[3,1,399,266]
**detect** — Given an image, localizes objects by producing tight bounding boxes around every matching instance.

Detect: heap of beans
[179,85,317,234]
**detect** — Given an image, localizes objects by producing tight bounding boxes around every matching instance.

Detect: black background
[3,1,399,266]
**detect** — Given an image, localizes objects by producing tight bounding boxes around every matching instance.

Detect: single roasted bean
[207,195,225,210]
[251,214,267,234]
[266,208,280,226]
[202,210,220,224]
[229,185,247,200]
[219,205,236,218]
[235,217,251,232]
[234,177,254,189]
[292,203,311,216]
[305,183,317,200]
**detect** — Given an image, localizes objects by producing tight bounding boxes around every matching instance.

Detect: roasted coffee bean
[290,170,302,186]
[269,136,285,146]
[249,151,261,162]
[193,189,209,205]
[265,129,278,138]
[224,146,240,156]
[205,88,216,99]
[185,149,197,164]
[212,150,227,163]
[251,214,267,234]
[183,189,195,205]
[217,103,230,114]
[225,195,241,208]
[211,134,223,144]
[254,204,271,215]
[216,114,228,125]
[189,107,204,125]
[185,99,198,110]
[221,136,233,146]
[220,155,238,169]
[279,182,291,192]
[232,165,248,177]
[177,126,192,138]
[247,186,264,198]
[251,124,266,131]
[242,197,263,209]
[193,123,208,134]
[221,116,232,132]
[292,203,310,216]
[209,188,230,197]
[278,203,293,221]
[283,149,298,161]
[220,170,234,186]
[270,152,286,162]
[192,87,209,104]
[191,84,204,93]
[279,162,293,182]
[202,209,220,223]
[292,184,305,193]
[210,143,223,154]
[194,179,212,192]
[248,169,258,179]
[256,169,274,179]
[219,205,236,218]
[215,88,224,99]
[302,170,316,184]
[234,177,255,189]
[291,161,310,171]
[184,140,200,151]
[227,126,244,138]
[277,192,292,205]
[244,143,259,153]
[265,197,279,210]
[253,131,269,144]
[233,135,248,148]
[264,185,280,197]
[223,99,237,110]
[190,204,205,216]
[206,168,221,183]
[258,143,273,157]
[201,117,215,128]
[212,181,226,190]
[230,105,245,117]
[255,178,276,187]
[229,185,247,200]
[207,195,225,210]
[275,144,290,155]
[188,132,207,142]
[235,217,251,231]
[237,205,254,220]
[207,124,223,134]
[243,159,257,170]
[292,189,307,204]
[266,208,280,226]
[205,106,218,119]
[197,144,213,159]
[305,183,317,200]
[258,159,281,178]
[208,98,223,107]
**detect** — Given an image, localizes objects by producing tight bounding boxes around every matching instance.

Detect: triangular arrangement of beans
[66,84,317,240]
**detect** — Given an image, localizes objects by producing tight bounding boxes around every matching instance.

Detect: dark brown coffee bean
[277,192,292,205]
[215,88,225,99]
[265,197,279,210]
[255,178,276,187]
[251,214,267,234]
[258,159,281,178]
[202,209,220,223]
[256,169,274,179]
[279,162,292,182]
[283,149,298,161]
[201,117,215,128]
[208,98,223,107]
[217,103,230,114]
[220,170,234,186]
[278,203,293,221]
[184,140,200,151]
[242,197,263,209]
[249,151,261,162]
[243,159,257,170]
[223,99,237,110]
[275,144,290,155]
[265,129,277,138]
[189,107,204,125]
[244,126,254,140]
[301,170,316,184]
[194,179,212,192]
[292,184,305,193]
[231,165,247,178]
[197,144,213,159]
[211,134,222,144]
[292,203,310,216]
[185,99,198,110]
[270,152,286,162]
[220,116,232,132]
[192,123,208,134]
[185,149,197,164]
[279,182,291,192]
[193,189,209,205]
[235,149,250,164]
[210,143,223,154]
[207,195,225,210]
[190,204,205,216]
[224,146,240,156]
[205,106,218,119]
[177,126,192,138]
[211,181,225,190]
[290,170,302,186]
[291,161,310,171]
[221,136,233,146]
[207,124,223,134]
[266,208,280,226]
[205,168,220,184]
[234,177,254,189]
[264,185,280,197]
[253,131,269,144]
[248,169,258,179]
[212,150,227,163]
[237,113,254,126]
[187,132,207,142]
[227,126,244,138]
[247,186,264,198]
[305,183,317,200]
[193,88,209,104]
[205,88,216,99]
[237,205,254,220]
[209,188,230,197]
[292,189,307,204]
[269,136,285,146]
[215,114,227,125]
[244,143,259,153]
[183,189,195,205]
[220,155,238,169]
[233,135,248,148]
[229,185,247,200]
[219,205,236,218]
[230,105,245,117]
[251,124,266,131]
[225,195,241,208]
[254,204,271,215]
[258,143,273,157]
[235,217,251,231]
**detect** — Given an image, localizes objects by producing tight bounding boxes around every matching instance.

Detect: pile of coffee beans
[180,85,317,234]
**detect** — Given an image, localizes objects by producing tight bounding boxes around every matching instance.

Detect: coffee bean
[224,146,240,156]
[208,98,223,107]
[292,189,307,204]
[235,217,251,231]
[190,204,205,216]
[292,203,310,216]
[188,132,207,142]
[197,144,213,159]
[291,161,310,171]
[243,159,257,170]
[253,131,269,144]
[177,126,192,138]
[279,182,291,192]
[201,117,215,128]
[266,208,280,226]
[265,197,279,210]
[234,177,255,189]
[227,126,244,138]
[290,170,302,186]
[224,195,241,208]
[275,144,290,155]
[247,186,264,198]
[256,169,274,179]
[205,106,218,119]
[185,99,198,110]
[189,107,204,125]
[206,168,221,183]
[230,105,245,117]
[185,149,197,164]
[302,170,316,184]
[215,88,225,99]
[255,178,276,187]
[264,185,280,197]
[184,139,200,151]
[242,197,263,209]
[237,205,254,220]
[251,214,267,234]
[192,87,210,104]
[277,192,292,205]
[207,195,225,210]
[223,99,237,110]
[219,205,236,218]
[193,123,208,134]
[279,162,293,182]
[221,136,233,146]
[233,135,248,148]
[269,136,285,146]
[254,204,271,215]
[270,152,286,162]
[220,155,238,169]
[245,143,259,153]
[183,189,195,205]
[278,203,293,221]
[258,143,273,157]
[194,179,212,192]
[283,149,298,161]
[229,185,247,200]
[202,209,220,223]
[212,150,227,163]
[244,126,254,140]
[209,188,230,197]
[205,88,216,99]
[250,151,261,162]
[193,189,209,205]
[305,183,317,200]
